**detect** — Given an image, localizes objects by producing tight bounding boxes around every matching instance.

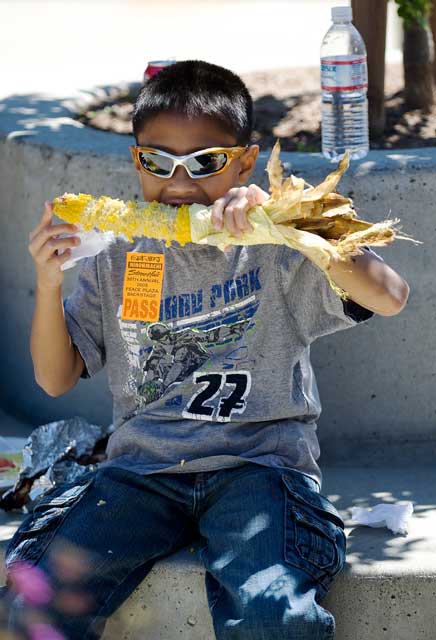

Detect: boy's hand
[211,184,269,238]
[28,201,81,290]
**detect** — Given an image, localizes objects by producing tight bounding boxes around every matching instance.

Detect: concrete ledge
[0,466,434,639]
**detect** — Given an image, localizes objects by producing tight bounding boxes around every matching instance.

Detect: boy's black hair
[132,60,253,146]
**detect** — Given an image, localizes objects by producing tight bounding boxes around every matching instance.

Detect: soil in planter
[74,63,436,152]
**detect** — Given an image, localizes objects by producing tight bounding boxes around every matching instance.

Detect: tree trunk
[403,22,435,111]
[429,0,436,84]
[351,0,387,137]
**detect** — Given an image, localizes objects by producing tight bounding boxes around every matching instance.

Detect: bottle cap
[332,6,353,21]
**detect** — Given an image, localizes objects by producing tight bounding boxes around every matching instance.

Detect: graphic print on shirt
[117,267,262,420]
[182,369,252,422]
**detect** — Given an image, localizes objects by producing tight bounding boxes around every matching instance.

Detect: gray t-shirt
[64,237,377,485]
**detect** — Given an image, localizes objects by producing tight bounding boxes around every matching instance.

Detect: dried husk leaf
[266,181,305,223]
[302,151,350,202]
[320,192,353,207]
[276,223,341,270]
[335,219,402,254]
[300,201,324,218]
[265,140,283,197]
[319,203,356,219]
[267,199,302,223]
[259,142,420,297]
[296,217,372,239]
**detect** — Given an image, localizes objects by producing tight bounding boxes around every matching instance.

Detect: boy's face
[131,111,259,206]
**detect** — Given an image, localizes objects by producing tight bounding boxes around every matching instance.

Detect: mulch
[74,64,436,152]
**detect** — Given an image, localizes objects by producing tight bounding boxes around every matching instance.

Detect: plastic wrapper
[58,227,119,271]
[0,416,114,511]
[350,502,414,535]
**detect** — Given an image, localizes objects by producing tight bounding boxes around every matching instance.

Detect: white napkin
[350,502,414,535]
[58,227,118,270]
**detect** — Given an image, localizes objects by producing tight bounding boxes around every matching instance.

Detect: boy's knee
[282,605,335,640]
[217,599,334,640]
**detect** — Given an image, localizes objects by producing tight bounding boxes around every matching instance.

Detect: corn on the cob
[52,142,417,299]
[52,194,192,246]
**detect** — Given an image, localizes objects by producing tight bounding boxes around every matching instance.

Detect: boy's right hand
[28,200,81,290]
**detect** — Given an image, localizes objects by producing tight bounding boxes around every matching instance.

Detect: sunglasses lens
[186,152,228,176]
[138,151,173,176]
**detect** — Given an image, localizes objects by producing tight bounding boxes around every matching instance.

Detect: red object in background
[143,59,177,83]
[0,458,16,470]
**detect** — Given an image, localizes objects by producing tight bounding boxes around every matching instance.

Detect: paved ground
[1,0,401,100]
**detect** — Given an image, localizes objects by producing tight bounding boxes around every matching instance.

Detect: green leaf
[393,0,431,28]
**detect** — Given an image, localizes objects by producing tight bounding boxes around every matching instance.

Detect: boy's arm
[326,248,410,316]
[28,201,84,396]
[30,285,85,397]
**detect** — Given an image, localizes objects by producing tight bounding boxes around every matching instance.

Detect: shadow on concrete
[345,526,426,566]
[0,87,137,157]
[323,466,436,569]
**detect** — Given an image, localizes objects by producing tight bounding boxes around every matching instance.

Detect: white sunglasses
[129,145,248,179]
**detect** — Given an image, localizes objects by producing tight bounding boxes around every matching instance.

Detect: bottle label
[321,55,368,91]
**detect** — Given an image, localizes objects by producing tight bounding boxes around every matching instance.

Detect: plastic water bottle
[321,6,369,161]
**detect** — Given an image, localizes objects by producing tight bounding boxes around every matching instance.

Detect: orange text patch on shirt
[121,252,164,322]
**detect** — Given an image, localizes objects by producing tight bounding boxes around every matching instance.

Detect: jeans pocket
[5,474,95,570]
[281,474,346,593]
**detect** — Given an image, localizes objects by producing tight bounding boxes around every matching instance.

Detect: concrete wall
[0,88,432,464]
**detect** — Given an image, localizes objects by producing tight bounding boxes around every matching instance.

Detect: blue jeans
[1,462,346,639]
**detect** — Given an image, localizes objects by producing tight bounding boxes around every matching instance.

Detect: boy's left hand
[211,184,269,238]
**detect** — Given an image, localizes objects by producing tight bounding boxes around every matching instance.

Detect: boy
[5,60,409,639]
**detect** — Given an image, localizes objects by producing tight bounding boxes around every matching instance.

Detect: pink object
[28,623,66,640]
[8,560,53,605]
